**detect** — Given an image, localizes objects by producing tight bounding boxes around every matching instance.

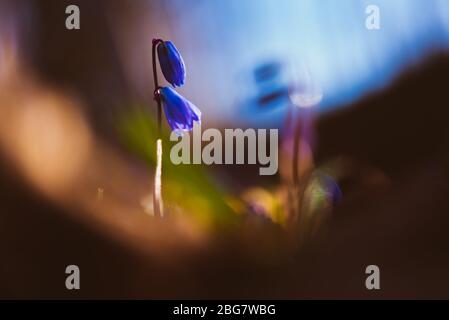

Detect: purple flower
[157,41,186,87]
[158,86,201,135]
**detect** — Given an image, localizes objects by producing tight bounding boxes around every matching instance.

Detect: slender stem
[283,106,295,221]
[152,39,163,135]
[153,138,163,218]
[292,109,315,227]
[152,39,164,217]
[290,111,302,226]
[292,112,301,187]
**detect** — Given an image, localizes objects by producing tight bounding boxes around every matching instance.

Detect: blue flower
[157,41,186,87]
[158,86,201,135]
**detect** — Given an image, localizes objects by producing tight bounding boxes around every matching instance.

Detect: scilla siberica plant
[151,38,201,216]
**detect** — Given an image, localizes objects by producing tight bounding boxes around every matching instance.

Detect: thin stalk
[283,106,295,221]
[153,138,163,217]
[291,112,302,225]
[292,113,301,187]
[152,38,164,217]
[292,108,315,227]
[152,38,163,135]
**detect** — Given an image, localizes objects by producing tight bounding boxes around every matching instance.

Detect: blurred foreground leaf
[116,105,237,228]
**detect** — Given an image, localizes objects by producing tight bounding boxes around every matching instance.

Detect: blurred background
[1,0,449,298]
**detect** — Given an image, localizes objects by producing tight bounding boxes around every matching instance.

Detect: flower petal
[159,87,200,135]
[157,41,186,87]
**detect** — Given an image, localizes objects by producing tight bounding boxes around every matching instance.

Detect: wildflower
[150,38,196,217]
[157,86,201,135]
[156,40,186,87]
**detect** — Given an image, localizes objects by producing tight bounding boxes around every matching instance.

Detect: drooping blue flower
[157,41,186,87]
[158,86,201,135]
